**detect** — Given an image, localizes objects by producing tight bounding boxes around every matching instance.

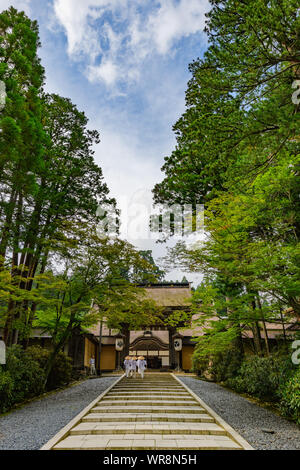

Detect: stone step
[107,392,190,396]
[70,422,225,436]
[111,392,184,395]
[91,405,204,414]
[53,435,242,450]
[115,382,180,385]
[121,382,178,385]
[113,388,183,392]
[121,379,176,381]
[107,392,190,395]
[110,385,183,388]
[82,413,214,423]
[116,383,180,386]
[104,396,191,400]
[114,384,181,387]
[100,400,198,406]
[116,381,179,384]
[42,375,251,451]
[121,378,175,380]
[110,387,185,391]
[116,381,180,384]
[113,384,183,387]
[114,380,184,389]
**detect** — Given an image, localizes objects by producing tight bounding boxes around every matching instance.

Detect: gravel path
[178,376,300,450]
[0,377,118,450]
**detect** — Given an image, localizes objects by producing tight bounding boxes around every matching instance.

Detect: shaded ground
[179,376,300,450]
[0,377,118,450]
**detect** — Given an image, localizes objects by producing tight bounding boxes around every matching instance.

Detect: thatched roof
[140,284,192,307]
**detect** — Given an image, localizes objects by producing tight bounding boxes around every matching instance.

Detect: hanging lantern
[115,334,124,351]
[174,338,182,351]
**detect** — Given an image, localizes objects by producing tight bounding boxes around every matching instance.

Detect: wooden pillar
[169,327,176,369]
[120,325,130,365]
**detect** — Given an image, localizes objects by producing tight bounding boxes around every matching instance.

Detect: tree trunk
[250,298,263,356]
[256,294,270,356]
[120,324,130,365]
[43,324,73,387]
[252,320,263,356]
[0,188,18,262]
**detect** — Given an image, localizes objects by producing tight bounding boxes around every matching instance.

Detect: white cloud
[88,60,118,86]
[0,0,31,14]
[92,123,204,286]
[53,0,209,88]
[93,123,162,206]
[147,0,209,55]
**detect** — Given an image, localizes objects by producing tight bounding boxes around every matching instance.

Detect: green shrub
[26,346,73,390]
[0,345,46,413]
[229,355,295,401]
[210,348,243,383]
[279,367,300,424]
[192,352,209,376]
[193,346,243,382]
[46,351,73,390]
[0,344,74,414]
[0,369,14,413]
[6,345,46,403]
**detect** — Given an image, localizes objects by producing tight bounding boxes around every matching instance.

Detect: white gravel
[0,377,118,450]
[178,376,300,450]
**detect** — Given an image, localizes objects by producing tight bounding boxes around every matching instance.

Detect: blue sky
[0,0,210,285]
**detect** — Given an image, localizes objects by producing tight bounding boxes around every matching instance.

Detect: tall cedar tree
[0,8,114,345]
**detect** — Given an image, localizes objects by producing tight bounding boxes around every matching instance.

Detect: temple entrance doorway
[147,356,162,369]
[129,331,170,370]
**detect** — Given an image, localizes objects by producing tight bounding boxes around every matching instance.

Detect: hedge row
[0,345,73,414]
[194,350,300,425]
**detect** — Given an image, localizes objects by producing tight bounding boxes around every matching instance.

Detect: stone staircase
[42,374,252,450]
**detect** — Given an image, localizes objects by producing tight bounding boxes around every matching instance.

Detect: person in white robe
[130,357,137,378]
[137,356,147,379]
[89,356,96,376]
[124,356,131,377]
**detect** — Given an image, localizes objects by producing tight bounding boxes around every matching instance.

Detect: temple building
[1,282,298,373]
[80,282,194,372]
[69,283,299,373]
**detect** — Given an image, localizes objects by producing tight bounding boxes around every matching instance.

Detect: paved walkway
[42,374,252,450]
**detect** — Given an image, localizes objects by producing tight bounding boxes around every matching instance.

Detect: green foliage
[34,230,162,339]
[153,0,300,208]
[26,346,73,390]
[279,367,300,425]
[29,228,163,384]
[228,355,295,401]
[0,8,114,348]
[153,0,300,321]
[209,349,243,384]
[192,351,210,376]
[0,345,74,413]
[6,345,46,401]
[0,345,45,412]
[0,369,14,413]
[154,1,300,421]
[151,0,300,423]
[136,250,165,283]
[47,351,73,390]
